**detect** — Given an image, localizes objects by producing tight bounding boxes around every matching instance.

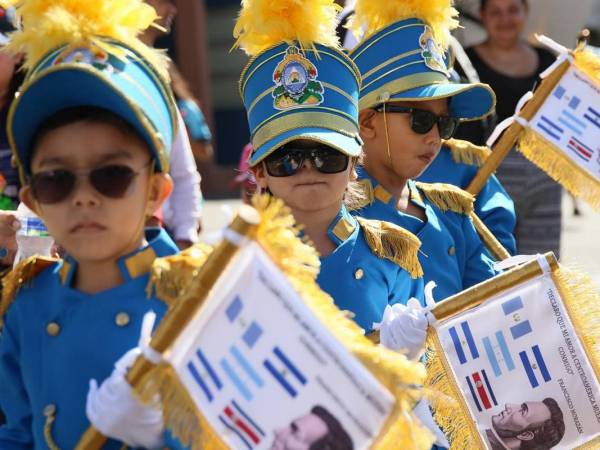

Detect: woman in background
[457,0,562,257]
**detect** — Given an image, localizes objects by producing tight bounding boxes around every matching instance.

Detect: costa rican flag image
[520,345,552,388]
[263,346,307,398]
[448,321,480,365]
[465,370,498,412]
[568,136,594,162]
[219,400,266,449]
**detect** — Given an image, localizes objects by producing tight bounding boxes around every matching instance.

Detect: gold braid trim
[147,243,214,310]
[415,182,475,215]
[442,139,491,167]
[0,256,57,329]
[357,217,424,279]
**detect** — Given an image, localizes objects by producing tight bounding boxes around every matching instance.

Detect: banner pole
[75,205,260,450]
[466,59,572,196]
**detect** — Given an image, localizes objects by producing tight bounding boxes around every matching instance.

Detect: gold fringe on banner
[517,128,600,211]
[357,217,424,278]
[141,194,435,450]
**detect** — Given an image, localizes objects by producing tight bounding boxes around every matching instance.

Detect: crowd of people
[0,0,589,448]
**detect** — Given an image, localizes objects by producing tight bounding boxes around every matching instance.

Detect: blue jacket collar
[60,228,178,286]
[357,167,425,209]
[327,205,358,246]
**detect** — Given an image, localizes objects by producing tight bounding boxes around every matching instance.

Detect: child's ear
[145,173,173,216]
[359,109,378,140]
[252,164,269,191]
[19,186,42,216]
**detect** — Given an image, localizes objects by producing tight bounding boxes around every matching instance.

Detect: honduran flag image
[465,370,498,412]
[263,346,307,398]
[219,399,266,450]
[448,321,480,365]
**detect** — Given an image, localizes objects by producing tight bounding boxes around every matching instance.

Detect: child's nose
[71,176,101,207]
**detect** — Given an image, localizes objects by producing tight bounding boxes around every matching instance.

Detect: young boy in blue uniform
[234,0,425,334]
[0,0,185,448]
[349,0,503,302]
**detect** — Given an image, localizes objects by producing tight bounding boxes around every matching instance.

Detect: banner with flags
[165,242,396,450]
[426,253,600,450]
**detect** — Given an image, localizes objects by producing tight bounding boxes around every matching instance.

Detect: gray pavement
[201,193,600,287]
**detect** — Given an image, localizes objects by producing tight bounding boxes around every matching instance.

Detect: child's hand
[375,299,428,359]
[374,281,438,359]
[86,312,165,449]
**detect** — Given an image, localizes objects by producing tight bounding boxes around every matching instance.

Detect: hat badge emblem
[272,46,324,110]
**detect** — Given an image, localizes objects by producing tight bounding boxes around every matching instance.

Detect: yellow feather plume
[352,0,459,50]
[233,0,341,56]
[0,0,169,79]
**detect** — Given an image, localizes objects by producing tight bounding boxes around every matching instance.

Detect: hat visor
[390,82,496,121]
[10,66,164,177]
[249,127,363,166]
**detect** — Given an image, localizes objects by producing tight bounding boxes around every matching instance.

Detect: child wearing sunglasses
[235,0,426,336]
[349,0,500,303]
[0,1,190,448]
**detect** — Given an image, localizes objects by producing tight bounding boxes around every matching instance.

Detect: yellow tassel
[233,0,341,56]
[351,0,459,50]
[553,266,600,385]
[0,256,56,329]
[347,178,375,211]
[147,243,214,310]
[425,333,479,450]
[138,364,227,450]
[415,182,474,215]
[517,128,600,211]
[357,217,424,278]
[443,138,491,167]
[0,0,170,79]
[574,48,600,81]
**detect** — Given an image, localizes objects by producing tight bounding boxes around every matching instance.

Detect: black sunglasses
[30,161,153,204]
[374,104,460,139]
[264,143,349,177]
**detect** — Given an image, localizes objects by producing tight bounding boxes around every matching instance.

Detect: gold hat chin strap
[382,104,394,170]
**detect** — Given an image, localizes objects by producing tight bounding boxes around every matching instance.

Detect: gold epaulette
[443,138,491,167]
[347,178,375,211]
[147,243,214,309]
[415,181,475,215]
[357,217,424,279]
[0,256,57,328]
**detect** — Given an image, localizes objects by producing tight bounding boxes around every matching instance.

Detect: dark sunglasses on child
[374,103,460,140]
[30,160,153,205]
[264,143,350,177]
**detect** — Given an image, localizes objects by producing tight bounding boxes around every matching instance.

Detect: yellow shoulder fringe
[139,195,435,450]
[0,256,57,329]
[357,217,424,279]
[515,49,600,211]
[415,182,475,215]
[443,138,491,167]
[425,263,600,449]
[1,0,170,80]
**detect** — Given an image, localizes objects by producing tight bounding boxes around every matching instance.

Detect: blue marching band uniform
[0,0,519,448]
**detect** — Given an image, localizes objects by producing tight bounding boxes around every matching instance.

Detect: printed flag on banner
[512,43,600,210]
[426,253,600,450]
[112,197,435,450]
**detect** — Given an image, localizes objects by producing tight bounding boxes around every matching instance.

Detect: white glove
[86,312,165,450]
[374,282,438,359]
